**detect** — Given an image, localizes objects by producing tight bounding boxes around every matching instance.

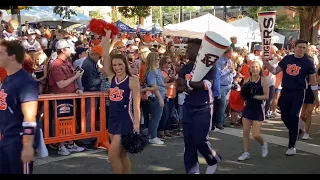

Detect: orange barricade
[38,92,110,150]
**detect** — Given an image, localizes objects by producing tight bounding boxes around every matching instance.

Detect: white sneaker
[238,152,250,161]
[261,143,268,157]
[206,164,217,174]
[149,137,164,145]
[211,127,220,132]
[302,133,310,140]
[285,148,296,156]
[271,112,281,118]
[58,144,71,156]
[67,143,85,152]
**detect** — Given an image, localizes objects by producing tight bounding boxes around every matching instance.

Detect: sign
[56,99,74,118]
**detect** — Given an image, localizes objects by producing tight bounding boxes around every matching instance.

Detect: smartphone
[74,66,80,72]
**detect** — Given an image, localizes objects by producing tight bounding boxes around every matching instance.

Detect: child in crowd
[229,73,245,126]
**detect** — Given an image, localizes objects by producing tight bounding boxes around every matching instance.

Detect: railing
[38,92,110,150]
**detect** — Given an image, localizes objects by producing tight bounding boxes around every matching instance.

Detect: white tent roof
[163,13,242,43]
[1,6,91,25]
[229,17,285,44]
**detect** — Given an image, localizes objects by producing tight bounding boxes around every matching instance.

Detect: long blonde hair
[146,52,159,72]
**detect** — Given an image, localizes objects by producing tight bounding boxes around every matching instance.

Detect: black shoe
[298,129,304,140]
[83,144,96,151]
[217,124,224,130]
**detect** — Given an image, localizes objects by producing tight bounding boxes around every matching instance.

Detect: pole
[159,6,162,27]
[213,7,216,16]
[223,6,227,21]
[179,6,183,22]
[189,11,191,20]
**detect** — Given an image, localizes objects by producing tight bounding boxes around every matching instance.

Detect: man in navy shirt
[176,39,222,174]
[0,40,39,174]
[264,39,319,156]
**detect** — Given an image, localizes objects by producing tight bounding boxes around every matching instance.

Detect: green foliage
[200,6,212,11]
[118,6,151,18]
[111,6,118,22]
[247,6,277,21]
[162,6,196,14]
[276,14,299,29]
[53,6,80,19]
[88,10,104,19]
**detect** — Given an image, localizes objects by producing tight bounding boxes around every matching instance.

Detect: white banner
[258,11,277,60]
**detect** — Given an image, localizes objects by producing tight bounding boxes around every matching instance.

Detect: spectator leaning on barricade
[73,47,89,90]
[80,45,103,150]
[48,39,85,156]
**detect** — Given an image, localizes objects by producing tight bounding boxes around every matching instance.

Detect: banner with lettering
[56,99,74,118]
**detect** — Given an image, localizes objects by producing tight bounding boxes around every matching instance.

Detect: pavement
[33,114,320,174]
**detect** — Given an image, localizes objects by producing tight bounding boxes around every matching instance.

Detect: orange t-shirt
[229,89,244,112]
[0,68,7,83]
[139,64,146,85]
[241,64,250,80]
[143,35,153,43]
[162,71,176,98]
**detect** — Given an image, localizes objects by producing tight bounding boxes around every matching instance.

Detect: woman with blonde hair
[238,61,269,161]
[145,52,166,144]
[33,51,49,94]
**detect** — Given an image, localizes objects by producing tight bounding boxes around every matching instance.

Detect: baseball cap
[27,29,36,35]
[91,45,103,57]
[253,44,262,51]
[247,53,256,61]
[56,39,76,54]
[126,40,134,46]
[75,47,88,55]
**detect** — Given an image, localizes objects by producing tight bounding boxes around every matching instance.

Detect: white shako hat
[191,31,230,81]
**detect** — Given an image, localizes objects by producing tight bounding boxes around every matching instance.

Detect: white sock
[206,164,217,174]
[299,119,305,131]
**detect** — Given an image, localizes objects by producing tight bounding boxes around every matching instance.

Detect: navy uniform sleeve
[278,55,288,71]
[305,57,316,75]
[18,79,39,103]
[179,65,186,79]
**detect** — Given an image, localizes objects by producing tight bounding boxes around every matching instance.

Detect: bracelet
[22,122,37,136]
[187,80,193,90]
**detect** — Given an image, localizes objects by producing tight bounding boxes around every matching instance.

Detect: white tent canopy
[229,17,285,45]
[163,13,243,44]
[1,6,91,25]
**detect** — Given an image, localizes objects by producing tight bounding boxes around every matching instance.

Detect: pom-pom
[240,82,257,101]
[89,19,119,38]
[121,131,148,154]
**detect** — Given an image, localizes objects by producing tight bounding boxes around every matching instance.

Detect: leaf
[53,6,80,19]
[118,6,151,18]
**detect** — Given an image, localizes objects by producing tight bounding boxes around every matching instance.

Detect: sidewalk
[34,133,320,174]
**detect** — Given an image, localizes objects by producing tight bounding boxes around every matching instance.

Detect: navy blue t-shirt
[0,69,39,136]
[179,62,215,106]
[278,54,315,90]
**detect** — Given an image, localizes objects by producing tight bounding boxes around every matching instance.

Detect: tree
[88,9,104,19]
[200,6,212,11]
[111,6,118,22]
[152,6,161,24]
[53,6,79,19]
[296,6,320,45]
[117,6,151,26]
[276,14,299,29]
[162,6,179,14]
[183,6,196,12]
[247,6,277,21]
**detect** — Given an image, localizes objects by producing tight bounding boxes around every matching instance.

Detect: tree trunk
[111,6,117,23]
[139,17,144,26]
[298,6,320,45]
[10,7,19,20]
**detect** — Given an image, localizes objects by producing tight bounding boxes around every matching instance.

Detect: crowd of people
[1,17,320,174]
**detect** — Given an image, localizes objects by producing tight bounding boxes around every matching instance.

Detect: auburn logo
[0,89,7,110]
[201,53,219,68]
[109,86,124,101]
[286,64,301,76]
[185,74,193,81]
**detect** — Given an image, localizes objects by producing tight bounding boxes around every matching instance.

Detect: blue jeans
[159,98,175,131]
[148,97,164,139]
[215,85,232,126]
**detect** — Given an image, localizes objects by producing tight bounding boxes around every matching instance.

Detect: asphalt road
[34,133,320,174]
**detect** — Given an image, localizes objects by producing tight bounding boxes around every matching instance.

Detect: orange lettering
[109,87,124,101]
[286,64,301,76]
[0,89,7,110]
[185,74,193,81]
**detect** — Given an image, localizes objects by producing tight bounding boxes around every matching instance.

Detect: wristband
[22,122,37,135]
[187,80,193,90]
[311,85,318,91]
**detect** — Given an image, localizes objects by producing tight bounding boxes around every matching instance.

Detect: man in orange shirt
[143,32,154,44]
